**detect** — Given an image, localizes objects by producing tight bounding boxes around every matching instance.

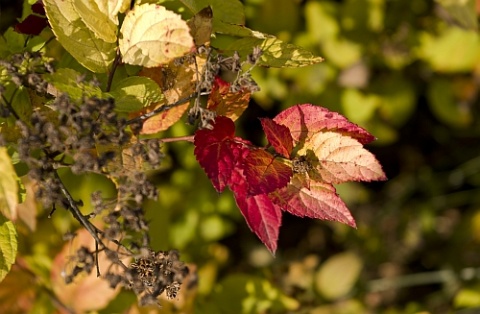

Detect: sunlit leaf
[270,174,356,227]
[210,274,299,313]
[136,55,206,133]
[119,4,194,67]
[224,36,324,68]
[109,76,164,113]
[0,213,17,283]
[230,168,282,254]
[72,0,119,43]
[260,118,294,158]
[301,131,386,184]
[274,104,375,144]
[315,251,363,300]
[0,148,18,221]
[417,27,480,73]
[45,68,102,100]
[44,0,116,73]
[244,149,292,195]
[194,116,250,193]
[206,77,250,121]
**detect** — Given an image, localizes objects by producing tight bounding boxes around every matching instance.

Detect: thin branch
[53,171,105,248]
[126,93,197,126]
[161,135,195,143]
[106,50,121,92]
[367,267,480,292]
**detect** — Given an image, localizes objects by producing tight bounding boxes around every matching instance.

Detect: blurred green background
[2,0,480,313]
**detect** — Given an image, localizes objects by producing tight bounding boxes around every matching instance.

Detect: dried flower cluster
[0,52,188,306]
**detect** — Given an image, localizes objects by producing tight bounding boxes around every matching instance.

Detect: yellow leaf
[0,148,18,221]
[301,131,386,184]
[119,4,195,67]
[44,0,116,73]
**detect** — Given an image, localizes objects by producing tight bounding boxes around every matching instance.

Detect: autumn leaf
[137,56,206,133]
[273,104,375,145]
[51,229,127,313]
[270,174,356,227]
[187,6,213,46]
[244,149,292,195]
[119,4,194,67]
[259,118,293,158]
[300,132,387,184]
[230,168,282,254]
[207,77,251,121]
[194,116,250,193]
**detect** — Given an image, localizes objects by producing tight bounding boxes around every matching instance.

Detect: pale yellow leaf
[0,148,18,221]
[44,0,116,73]
[119,4,194,67]
[301,132,386,184]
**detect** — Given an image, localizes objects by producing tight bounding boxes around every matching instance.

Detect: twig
[367,267,480,292]
[161,135,195,143]
[106,50,121,92]
[53,171,105,248]
[126,93,206,126]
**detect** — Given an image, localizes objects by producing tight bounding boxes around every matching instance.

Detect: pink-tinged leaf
[194,116,249,192]
[244,149,292,195]
[273,104,375,144]
[230,169,282,254]
[301,132,387,184]
[207,77,251,121]
[270,174,356,227]
[259,118,294,158]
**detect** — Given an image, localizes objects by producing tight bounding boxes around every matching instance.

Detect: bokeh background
[1,0,480,313]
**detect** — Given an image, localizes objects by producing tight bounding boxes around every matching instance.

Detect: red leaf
[300,132,387,184]
[259,118,293,158]
[194,116,249,192]
[15,15,48,36]
[244,149,292,195]
[273,104,375,144]
[270,174,356,227]
[207,77,250,121]
[230,168,282,254]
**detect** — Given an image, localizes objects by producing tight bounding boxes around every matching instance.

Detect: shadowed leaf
[260,118,293,158]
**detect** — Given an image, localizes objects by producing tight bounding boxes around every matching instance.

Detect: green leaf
[454,287,480,308]
[0,213,17,283]
[341,89,380,124]
[108,76,164,112]
[436,0,478,31]
[180,0,245,25]
[72,0,122,43]
[315,251,363,300]
[44,0,117,73]
[0,147,19,221]
[417,27,480,73]
[427,78,473,127]
[210,274,299,314]
[44,68,102,100]
[224,36,324,68]
[119,4,194,67]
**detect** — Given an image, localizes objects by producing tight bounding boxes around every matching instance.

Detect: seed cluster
[1,52,188,307]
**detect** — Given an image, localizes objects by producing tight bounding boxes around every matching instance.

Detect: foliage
[0,0,479,313]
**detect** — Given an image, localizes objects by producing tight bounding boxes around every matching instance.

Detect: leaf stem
[161,135,195,143]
